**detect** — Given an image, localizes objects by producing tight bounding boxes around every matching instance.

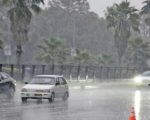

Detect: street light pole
[71,14,77,57]
[68,0,77,58]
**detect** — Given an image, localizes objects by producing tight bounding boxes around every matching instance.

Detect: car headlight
[21,88,27,92]
[134,76,142,84]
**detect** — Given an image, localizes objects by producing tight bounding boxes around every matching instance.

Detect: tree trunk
[118,55,122,67]
[16,45,22,72]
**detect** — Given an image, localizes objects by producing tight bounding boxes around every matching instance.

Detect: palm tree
[95,54,113,66]
[105,1,140,65]
[0,40,2,49]
[37,38,69,64]
[0,33,3,49]
[141,0,150,25]
[1,0,44,65]
[126,38,150,67]
[73,49,92,65]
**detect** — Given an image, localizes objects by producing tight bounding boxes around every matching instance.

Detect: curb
[68,81,135,90]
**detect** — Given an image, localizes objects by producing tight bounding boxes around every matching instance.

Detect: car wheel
[62,92,69,101]
[48,93,55,103]
[21,97,27,102]
[6,86,15,98]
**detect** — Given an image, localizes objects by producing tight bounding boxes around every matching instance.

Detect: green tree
[37,38,69,64]
[0,39,2,49]
[95,54,113,66]
[27,6,114,64]
[0,32,3,49]
[73,49,92,65]
[105,1,140,65]
[125,38,150,67]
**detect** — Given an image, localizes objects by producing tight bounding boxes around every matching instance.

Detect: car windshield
[30,77,55,85]
[141,71,150,76]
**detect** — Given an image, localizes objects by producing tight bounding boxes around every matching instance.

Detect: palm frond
[31,4,41,13]
[141,0,150,14]
[0,40,3,49]
[31,0,44,4]
[1,0,12,5]
[38,44,48,52]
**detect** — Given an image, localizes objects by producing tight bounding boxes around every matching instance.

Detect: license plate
[34,94,42,96]
[36,90,43,92]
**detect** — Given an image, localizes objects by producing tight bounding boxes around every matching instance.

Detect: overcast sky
[87,0,144,17]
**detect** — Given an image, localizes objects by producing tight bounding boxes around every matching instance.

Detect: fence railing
[0,64,148,81]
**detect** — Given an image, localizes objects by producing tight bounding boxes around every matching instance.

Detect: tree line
[0,0,150,67]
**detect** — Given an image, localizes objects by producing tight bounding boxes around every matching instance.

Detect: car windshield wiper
[30,83,52,85]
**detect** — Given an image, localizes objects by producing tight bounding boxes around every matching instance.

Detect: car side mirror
[24,82,28,84]
[1,76,7,80]
[55,82,60,86]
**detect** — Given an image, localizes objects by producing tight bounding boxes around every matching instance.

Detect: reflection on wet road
[134,90,141,120]
[0,83,150,120]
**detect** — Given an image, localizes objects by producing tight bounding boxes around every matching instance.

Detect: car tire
[6,85,15,98]
[62,92,69,101]
[21,97,27,102]
[48,93,55,103]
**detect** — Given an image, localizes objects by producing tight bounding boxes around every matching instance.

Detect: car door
[62,77,68,92]
[0,73,9,92]
[54,77,62,98]
[59,77,68,96]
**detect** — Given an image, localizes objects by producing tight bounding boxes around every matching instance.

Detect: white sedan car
[133,71,150,87]
[21,75,69,102]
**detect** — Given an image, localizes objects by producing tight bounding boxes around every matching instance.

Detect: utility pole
[71,14,77,57]
[1,15,11,65]
[69,0,77,58]
[16,45,22,66]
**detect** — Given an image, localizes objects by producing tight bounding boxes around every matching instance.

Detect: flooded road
[0,82,150,120]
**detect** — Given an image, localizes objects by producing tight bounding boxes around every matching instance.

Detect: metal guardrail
[0,64,148,81]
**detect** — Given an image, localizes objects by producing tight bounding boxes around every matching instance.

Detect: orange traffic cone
[129,107,136,120]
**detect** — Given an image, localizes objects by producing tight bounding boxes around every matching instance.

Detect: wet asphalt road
[0,82,150,120]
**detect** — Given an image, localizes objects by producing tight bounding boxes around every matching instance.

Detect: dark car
[0,72,16,98]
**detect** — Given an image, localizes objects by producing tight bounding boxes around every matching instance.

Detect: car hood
[22,84,55,90]
[137,75,150,80]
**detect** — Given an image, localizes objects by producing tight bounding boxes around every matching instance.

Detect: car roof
[0,72,10,76]
[33,75,63,78]
[0,72,7,74]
